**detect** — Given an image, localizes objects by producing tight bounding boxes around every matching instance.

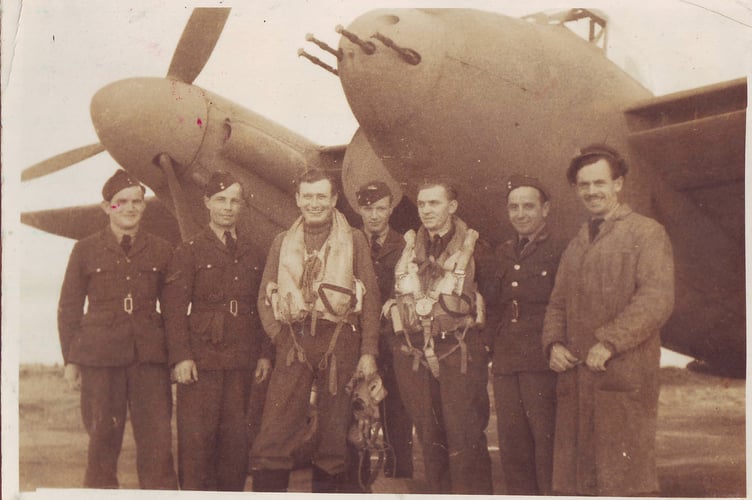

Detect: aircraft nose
[337,9,444,130]
[90,77,208,186]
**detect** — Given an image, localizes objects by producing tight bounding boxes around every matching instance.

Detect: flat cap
[205,171,239,197]
[356,180,392,206]
[506,174,550,201]
[102,169,144,201]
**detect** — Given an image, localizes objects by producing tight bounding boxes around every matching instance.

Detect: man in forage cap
[58,169,178,489]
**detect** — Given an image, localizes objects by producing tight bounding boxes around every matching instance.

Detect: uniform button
[207,264,212,269]
[96,268,102,273]
[152,267,157,271]
[513,264,521,270]
[234,276,239,281]
[234,259,239,264]
[126,276,131,281]
[511,281,519,287]
[541,270,548,276]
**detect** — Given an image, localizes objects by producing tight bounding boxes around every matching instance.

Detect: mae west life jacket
[267,209,364,325]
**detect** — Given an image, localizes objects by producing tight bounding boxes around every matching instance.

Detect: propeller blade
[21,143,105,181]
[167,8,231,84]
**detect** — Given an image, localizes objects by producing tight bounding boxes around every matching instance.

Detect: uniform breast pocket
[137,262,163,294]
[194,261,226,302]
[83,262,118,300]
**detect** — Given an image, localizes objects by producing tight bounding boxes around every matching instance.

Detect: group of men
[58,143,674,495]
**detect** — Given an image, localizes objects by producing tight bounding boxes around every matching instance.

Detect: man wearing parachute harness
[383,179,493,494]
[249,168,380,493]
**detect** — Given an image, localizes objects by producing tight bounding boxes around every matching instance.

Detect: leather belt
[88,295,156,315]
[192,299,252,317]
[505,300,547,323]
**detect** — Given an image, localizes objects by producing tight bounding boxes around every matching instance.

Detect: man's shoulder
[72,228,108,253]
[140,230,174,253]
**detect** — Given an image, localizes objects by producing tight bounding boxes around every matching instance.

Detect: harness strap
[400,330,424,372]
[356,422,388,491]
[285,323,313,370]
[421,318,440,378]
[317,318,347,395]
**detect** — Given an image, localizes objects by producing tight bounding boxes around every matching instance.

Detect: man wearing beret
[352,180,413,484]
[479,174,565,495]
[163,171,272,490]
[250,168,380,493]
[57,169,177,489]
[543,145,674,495]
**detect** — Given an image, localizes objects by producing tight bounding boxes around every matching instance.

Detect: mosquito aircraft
[20,7,746,375]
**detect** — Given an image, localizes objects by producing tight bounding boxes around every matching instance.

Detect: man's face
[204,182,243,229]
[417,185,457,234]
[575,158,623,217]
[296,179,337,226]
[507,186,549,237]
[358,196,392,235]
[102,185,146,232]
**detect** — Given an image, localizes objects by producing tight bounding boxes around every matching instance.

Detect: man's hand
[63,363,81,391]
[586,342,613,372]
[173,359,198,384]
[355,354,377,377]
[254,358,272,384]
[549,343,580,373]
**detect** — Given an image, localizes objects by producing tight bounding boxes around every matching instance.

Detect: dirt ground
[16,364,745,496]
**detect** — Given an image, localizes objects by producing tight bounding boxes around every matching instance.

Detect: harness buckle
[229,299,238,317]
[123,294,133,315]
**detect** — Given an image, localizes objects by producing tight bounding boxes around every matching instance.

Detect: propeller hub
[90,77,208,191]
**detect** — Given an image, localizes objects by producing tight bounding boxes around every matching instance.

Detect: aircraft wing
[21,197,181,244]
[623,77,746,366]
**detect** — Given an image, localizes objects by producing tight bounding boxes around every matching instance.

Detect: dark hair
[416,177,458,201]
[295,168,338,196]
[566,144,628,185]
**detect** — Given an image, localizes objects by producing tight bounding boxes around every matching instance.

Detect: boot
[311,464,364,493]
[251,469,290,492]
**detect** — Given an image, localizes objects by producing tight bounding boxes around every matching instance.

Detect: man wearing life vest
[250,168,380,493]
[386,179,493,494]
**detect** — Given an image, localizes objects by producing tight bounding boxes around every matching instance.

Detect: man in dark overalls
[58,169,177,489]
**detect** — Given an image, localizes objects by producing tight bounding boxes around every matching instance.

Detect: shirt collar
[209,222,236,243]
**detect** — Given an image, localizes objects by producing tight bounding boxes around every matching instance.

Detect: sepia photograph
[2,0,748,497]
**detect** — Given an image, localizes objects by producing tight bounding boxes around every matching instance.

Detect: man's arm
[542,244,573,356]
[162,243,196,367]
[57,242,87,366]
[257,233,284,342]
[593,223,675,353]
[353,230,380,358]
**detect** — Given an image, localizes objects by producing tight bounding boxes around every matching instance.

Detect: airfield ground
[17,365,745,496]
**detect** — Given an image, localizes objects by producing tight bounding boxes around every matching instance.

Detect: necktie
[589,218,605,242]
[430,234,442,259]
[120,234,132,256]
[224,231,237,255]
[516,237,529,257]
[370,233,382,261]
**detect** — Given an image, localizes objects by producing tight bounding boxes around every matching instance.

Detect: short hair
[295,168,338,196]
[566,144,628,185]
[416,177,458,201]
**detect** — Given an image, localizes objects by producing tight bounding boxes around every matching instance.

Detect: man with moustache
[250,168,380,493]
[481,175,565,495]
[388,179,492,494]
[163,171,272,491]
[57,169,177,489]
[354,181,413,482]
[542,144,675,496]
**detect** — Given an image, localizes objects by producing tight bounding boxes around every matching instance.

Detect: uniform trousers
[379,334,414,477]
[176,368,252,491]
[493,370,556,495]
[392,331,492,494]
[251,321,360,476]
[79,363,176,489]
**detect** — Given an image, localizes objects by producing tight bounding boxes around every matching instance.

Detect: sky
[3,0,750,368]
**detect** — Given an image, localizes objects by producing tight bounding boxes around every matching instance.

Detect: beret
[356,180,392,206]
[506,174,550,201]
[102,169,144,201]
[205,171,240,197]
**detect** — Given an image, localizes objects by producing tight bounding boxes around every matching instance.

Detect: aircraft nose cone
[91,77,208,184]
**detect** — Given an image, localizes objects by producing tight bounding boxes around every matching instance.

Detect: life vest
[384,217,484,377]
[269,209,363,325]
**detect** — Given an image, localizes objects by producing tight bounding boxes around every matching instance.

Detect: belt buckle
[229,299,238,317]
[123,294,133,315]
[511,299,519,323]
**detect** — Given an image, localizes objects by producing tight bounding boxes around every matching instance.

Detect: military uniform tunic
[481,226,565,495]
[58,228,177,489]
[163,227,271,491]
